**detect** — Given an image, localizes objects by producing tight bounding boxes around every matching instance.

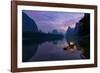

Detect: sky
[23,10,84,33]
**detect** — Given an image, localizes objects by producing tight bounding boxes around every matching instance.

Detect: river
[22,38,84,62]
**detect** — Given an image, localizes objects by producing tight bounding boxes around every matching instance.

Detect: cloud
[23,10,84,33]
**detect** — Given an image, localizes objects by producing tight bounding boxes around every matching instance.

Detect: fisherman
[63,42,86,59]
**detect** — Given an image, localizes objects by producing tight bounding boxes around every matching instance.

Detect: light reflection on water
[23,39,83,62]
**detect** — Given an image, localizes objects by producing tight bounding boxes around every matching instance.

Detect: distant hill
[65,20,82,48]
[66,27,74,37]
[65,27,76,42]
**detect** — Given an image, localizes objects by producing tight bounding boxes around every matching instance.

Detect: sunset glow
[23,10,84,33]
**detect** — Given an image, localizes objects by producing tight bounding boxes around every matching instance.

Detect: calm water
[22,38,83,62]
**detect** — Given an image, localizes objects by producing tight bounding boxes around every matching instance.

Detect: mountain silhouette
[66,27,74,38]
[22,12,38,32]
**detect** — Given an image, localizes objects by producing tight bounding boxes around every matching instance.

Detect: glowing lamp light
[70,42,74,45]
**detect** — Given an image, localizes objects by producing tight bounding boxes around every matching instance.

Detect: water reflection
[23,38,85,62]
